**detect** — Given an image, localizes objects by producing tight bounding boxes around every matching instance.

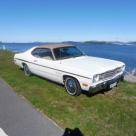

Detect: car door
[30,48,63,83]
[28,48,41,75]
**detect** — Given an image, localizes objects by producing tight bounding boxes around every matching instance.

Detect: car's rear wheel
[23,64,31,76]
[64,77,81,96]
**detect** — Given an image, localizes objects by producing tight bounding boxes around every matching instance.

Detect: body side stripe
[15,58,91,79]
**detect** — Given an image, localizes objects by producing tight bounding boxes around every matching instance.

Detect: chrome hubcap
[24,65,30,76]
[66,79,77,94]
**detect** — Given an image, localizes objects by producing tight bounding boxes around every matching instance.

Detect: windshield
[53,46,85,60]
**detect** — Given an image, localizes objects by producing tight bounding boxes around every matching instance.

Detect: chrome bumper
[89,75,124,93]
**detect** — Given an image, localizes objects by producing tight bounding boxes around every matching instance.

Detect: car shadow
[82,88,112,97]
[62,128,84,136]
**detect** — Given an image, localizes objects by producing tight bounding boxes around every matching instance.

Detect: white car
[14,44,125,96]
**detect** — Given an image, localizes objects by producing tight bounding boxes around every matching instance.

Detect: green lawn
[0,50,136,136]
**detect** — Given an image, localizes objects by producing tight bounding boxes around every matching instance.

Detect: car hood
[60,56,125,77]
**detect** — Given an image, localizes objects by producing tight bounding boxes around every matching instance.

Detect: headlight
[93,74,100,82]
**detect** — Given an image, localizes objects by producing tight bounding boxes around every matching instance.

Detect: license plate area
[109,82,117,88]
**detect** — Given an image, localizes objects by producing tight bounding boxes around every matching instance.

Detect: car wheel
[64,77,81,96]
[23,64,31,76]
[120,75,124,81]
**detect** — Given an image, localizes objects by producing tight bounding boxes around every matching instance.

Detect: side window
[39,48,53,60]
[31,48,41,57]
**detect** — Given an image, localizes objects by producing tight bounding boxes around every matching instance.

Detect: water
[77,43,136,72]
[0,42,136,72]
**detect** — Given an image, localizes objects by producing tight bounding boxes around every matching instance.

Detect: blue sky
[0,0,136,42]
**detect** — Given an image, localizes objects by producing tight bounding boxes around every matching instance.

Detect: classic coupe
[14,44,125,96]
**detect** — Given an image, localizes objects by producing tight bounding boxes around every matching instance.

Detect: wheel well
[63,75,79,83]
[22,63,26,68]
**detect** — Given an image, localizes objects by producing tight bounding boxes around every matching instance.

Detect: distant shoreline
[0,41,136,45]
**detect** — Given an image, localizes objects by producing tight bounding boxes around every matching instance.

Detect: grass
[0,50,136,136]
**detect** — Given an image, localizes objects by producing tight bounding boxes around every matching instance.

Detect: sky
[0,0,136,42]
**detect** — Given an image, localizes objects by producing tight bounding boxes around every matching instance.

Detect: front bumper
[89,74,124,93]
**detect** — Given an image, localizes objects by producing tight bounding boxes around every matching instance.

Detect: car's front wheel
[23,64,31,76]
[64,77,81,96]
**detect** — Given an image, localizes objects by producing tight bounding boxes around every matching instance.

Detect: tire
[64,77,81,96]
[120,75,124,81]
[23,64,31,76]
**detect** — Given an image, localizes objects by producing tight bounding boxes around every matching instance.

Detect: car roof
[37,44,74,50]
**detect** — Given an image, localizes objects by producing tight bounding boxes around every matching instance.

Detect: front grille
[99,67,122,80]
